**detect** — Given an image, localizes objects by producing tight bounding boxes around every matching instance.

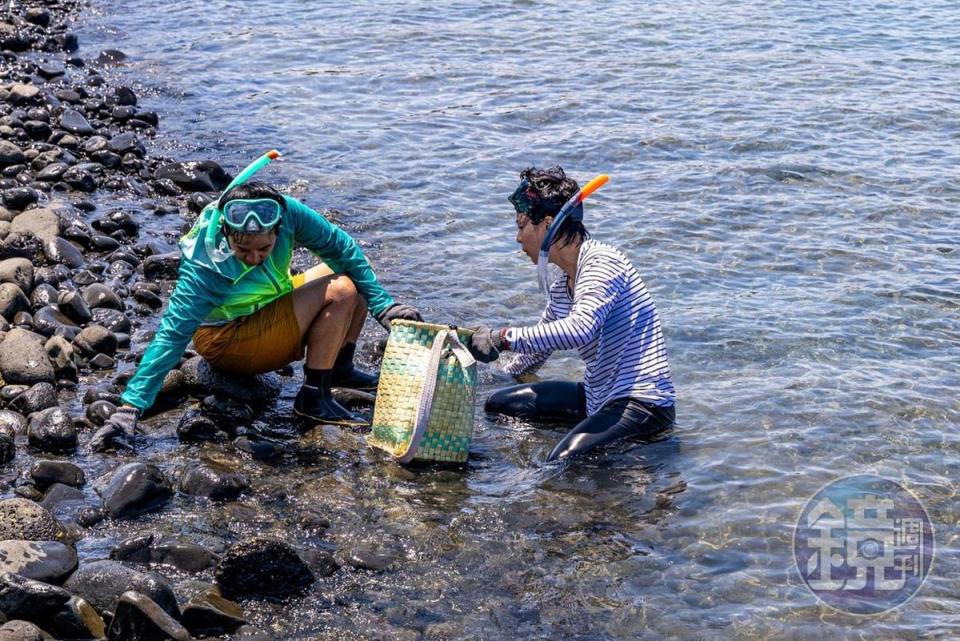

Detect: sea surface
[74,1,959,639]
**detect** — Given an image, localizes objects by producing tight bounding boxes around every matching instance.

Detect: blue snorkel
[536,174,609,292]
[204,149,282,262]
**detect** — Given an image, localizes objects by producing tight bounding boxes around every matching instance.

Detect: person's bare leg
[330,294,377,389]
[290,273,357,368]
[289,274,367,425]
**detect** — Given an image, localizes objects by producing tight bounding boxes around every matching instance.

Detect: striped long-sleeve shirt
[504,239,675,415]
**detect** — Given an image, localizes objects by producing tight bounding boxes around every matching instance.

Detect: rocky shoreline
[0,2,378,640]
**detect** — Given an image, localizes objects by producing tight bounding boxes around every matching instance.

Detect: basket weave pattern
[369,321,477,462]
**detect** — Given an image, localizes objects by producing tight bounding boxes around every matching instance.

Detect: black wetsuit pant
[485,381,675,462]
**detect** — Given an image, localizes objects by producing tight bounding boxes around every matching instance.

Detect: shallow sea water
[67,1,960,639]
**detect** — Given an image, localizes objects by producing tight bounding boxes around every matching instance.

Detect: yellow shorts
[192,272,307,374]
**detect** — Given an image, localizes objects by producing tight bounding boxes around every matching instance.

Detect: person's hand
[90,405,138,453]
[375,303,422,330]
[466,326,506,363]
[107,406,139,436]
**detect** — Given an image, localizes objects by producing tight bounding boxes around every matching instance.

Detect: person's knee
[328,275,358,304]
[484,384,535,416]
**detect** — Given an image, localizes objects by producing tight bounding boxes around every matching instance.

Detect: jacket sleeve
[502,300,558,376]
[506,254,625,354]
[286,197,395,317]
[120,263,225,411]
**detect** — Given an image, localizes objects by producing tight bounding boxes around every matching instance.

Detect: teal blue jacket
[120,196,394,411]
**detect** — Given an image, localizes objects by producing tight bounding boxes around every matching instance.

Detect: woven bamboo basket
[367,320,477,463]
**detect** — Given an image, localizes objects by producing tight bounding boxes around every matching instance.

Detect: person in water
[466,166,676,461]
[104,152,420,438]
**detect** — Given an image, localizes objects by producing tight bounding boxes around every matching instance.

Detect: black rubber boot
[293,369,369,427]
[330,343,379,391]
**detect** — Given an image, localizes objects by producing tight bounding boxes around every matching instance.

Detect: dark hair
[218,180,286,210]
[517,166,589,247]
[217,181,286,238]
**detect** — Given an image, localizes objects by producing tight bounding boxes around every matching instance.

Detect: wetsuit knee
[484,381,584,421]
[546,399,675,462]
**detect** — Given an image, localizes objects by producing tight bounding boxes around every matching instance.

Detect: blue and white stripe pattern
[504,239,675,415]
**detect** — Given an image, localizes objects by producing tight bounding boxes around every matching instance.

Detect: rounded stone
[214,538,314,601]
[101,463,173,520]
[0,497,67,541]
[27,407,76,453]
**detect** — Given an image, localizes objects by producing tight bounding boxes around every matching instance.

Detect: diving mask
[221,198,283,234]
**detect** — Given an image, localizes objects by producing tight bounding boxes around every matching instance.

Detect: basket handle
[397,329,474,463]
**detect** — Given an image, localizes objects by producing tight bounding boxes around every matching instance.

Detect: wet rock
[42,237,84,268]
[154,161,231,193]
[27,407,76,453]
[97,49,128,64]
[232,435,283,460]
[89,233,120,251]
[76,507,104,528]
[107,133,144,157]
[89,353,116,369]
[10,208,58,242]
[85,399,115,427]
[0,283,29,321]
[0,258,33,293]
[92,209,139,237]
[214,538,314,601]
[176,411,227,443]
[56,290,91,324]
[0,328,55,384]
[178,464,249,501]
[0,429,13,464]
[0,498,67,542]
[8,382,57,415]
[36,62,65,80]
[64,560,180,622]
[0,141,25,167]
[142,252,179,281]
[0,574,105,639]
[58,109,93,136]
[332,387,376,408]
[22,121,51,141]
[339,547,397,572]
[110,533,217,573]
[0,620,46,641]
[30,460,84,490]
[74,324,117,356]
[39,482,86,513]
[180,356,282,407]
[89,308,129,333]
[0,233,37,259]
[0,540,77,584]
[34,264,70,288]
[61,166,96,192]
[101,463,173,520]
[132,285,162,309]
[107,591,189,641]
[24,8,52,26]
[32,305,80,340]
[181,589,246,637]
[7,85,39,104]
[34,162,67,181]
[83,135,107,154]
[44,335,77,381]
[29,283,57,309]
[0,410,27,435]
[0,189,37,212]
[301,548,339,578]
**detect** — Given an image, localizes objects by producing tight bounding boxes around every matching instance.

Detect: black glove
[467,326,505,364]
[375,302,422,330]
[107,406,139,436]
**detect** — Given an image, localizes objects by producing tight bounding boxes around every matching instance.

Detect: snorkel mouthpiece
[536,174,609,293]
[204,149,282,262]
